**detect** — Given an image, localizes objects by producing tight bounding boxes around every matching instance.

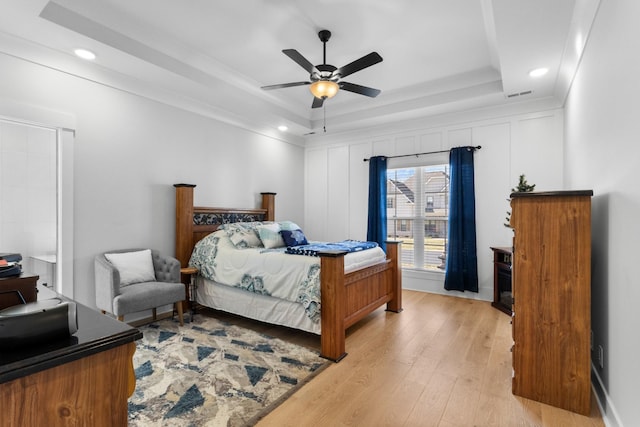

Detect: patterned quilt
[189,230,323,322]
[188,230,382,324]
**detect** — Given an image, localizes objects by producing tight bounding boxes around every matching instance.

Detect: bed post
[261,192,276,221]
[385,241,403,313]
[319,250,348,362]
[174,184,195,268]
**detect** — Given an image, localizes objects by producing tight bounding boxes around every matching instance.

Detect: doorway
[0,120,56,288]
[0,112,74,297]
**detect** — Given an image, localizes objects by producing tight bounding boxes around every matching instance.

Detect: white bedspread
[188,229,386,324]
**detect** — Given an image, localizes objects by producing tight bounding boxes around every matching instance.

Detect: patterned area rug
[128,315,329,426]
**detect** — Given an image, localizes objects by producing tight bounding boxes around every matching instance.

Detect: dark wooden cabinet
[0,273,39,310]
[510,190,593,416]
[1,286,142,426]
[490,247,512,315]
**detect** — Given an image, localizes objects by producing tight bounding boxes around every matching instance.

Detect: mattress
[195,277,321,334]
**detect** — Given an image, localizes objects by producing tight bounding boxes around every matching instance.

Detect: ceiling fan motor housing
[312,64,338,82]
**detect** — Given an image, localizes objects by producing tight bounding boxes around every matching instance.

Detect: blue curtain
[366,156,387,253]
[444,147,478,292]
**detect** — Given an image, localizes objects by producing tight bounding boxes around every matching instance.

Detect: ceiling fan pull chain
[323,105,327,133]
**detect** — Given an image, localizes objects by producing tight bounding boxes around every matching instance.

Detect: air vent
[506,90,533,99]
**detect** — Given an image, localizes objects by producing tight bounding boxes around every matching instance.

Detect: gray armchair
[94,248,185,325]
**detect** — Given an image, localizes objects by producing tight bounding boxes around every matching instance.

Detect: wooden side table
[180,267,198,315]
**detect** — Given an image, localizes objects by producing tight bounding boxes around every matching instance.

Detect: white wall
[0,121,57,284]
[0,52,305,313]
[564,0,640,425]
[305,107,564,301]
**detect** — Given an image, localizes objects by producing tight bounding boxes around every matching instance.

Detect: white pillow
[222,222,264,248]
[105,249,156,286]
[278,221,301,231]
[257,223,286,249]
[228,229,263,248]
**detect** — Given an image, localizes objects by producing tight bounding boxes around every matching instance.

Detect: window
[386,164,449,271]
[425,220,437,235]
[426,195,434,212]
[387,197,394,209]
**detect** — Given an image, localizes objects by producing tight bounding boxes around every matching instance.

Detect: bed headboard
[174,184,276,267]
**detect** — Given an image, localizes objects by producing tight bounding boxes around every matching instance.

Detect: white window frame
[387,153,449,273]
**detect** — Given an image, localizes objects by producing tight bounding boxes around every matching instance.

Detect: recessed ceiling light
[529,67,549,78]
[74,48,96,60]
[277,125,288,132]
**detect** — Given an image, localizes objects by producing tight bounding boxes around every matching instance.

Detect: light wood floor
[201,290,604,427]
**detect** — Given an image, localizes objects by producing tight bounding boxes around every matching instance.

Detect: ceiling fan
[261,30,383,108]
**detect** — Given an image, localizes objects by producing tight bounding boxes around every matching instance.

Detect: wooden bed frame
[174,184,402,362]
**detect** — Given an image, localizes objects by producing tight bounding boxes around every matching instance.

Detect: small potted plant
[504,174,535,227]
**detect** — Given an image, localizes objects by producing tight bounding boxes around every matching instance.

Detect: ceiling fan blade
[312,96,324,109]
[261,81,310,90]
[339,81,381,97]
[283,49,319,74]
[334,52,383,79]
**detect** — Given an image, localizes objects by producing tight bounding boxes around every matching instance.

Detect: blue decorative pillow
[281,229,308,247]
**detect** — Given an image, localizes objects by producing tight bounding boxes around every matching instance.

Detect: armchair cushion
[113,281,185,315]
[104,249,156,286]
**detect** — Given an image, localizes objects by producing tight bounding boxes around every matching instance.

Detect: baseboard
[592,364,623,427]
[402,270,493,301]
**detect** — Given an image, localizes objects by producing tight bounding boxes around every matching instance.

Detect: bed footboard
[319,241,402,362]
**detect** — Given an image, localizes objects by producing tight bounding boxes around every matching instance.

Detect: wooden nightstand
[180,267,198,315]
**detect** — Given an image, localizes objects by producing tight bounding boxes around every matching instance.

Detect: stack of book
[0,253,22,278]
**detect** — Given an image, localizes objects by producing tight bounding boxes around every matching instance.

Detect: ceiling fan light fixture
[310,80,339,99]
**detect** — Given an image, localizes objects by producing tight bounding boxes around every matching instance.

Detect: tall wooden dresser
[509,190,593,415]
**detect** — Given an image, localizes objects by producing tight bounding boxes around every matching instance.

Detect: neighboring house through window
[386,162,449,271]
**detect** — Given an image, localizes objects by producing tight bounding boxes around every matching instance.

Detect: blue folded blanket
[285,240,378,257]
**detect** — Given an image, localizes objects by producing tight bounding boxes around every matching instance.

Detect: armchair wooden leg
[101,310,106,315]
[152,308,157,321]
[176,301,184,326]
[117,315,124,321]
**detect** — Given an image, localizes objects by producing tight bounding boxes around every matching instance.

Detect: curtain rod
[363,145,481,162]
